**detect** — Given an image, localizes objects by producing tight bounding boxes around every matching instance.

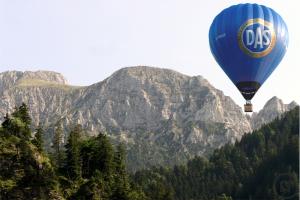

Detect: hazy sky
[0,0,299,111]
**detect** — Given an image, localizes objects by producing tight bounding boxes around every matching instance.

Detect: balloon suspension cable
[244,100,253,112]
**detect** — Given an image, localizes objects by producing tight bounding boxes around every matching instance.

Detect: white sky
[0,0,299,111]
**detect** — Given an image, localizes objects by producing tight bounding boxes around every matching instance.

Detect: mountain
[0,67,297,170]
[0,70,82,129]
[0,70,68,98]
[251,96,298,129]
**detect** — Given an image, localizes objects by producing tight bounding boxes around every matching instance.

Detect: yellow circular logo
[238,18,276,58]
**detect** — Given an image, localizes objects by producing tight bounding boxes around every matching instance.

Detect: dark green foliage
[32,123,44,152]
[92,133,115,176]
[52,121,64,169]
[1,104,32,140]
[0,104,62,199]
[75,135,146,200]
[133,167,175,200]
[1,104,147,200]
[111,144,130,200]
[133,107,299,200]
[63,133,147,200]
[80,133,114,179]
[12,103,32,126]
[1,103,298,200]
[71,171,108,199]
[64,124,82,180]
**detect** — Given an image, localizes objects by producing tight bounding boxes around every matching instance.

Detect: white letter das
[246,30,255,45]
[254,27,263,49]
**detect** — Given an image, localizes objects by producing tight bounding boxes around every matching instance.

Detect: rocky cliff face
[0,70,81,127]
[0,67,297,170]
[0,70,67,93]
[251,96,298,129]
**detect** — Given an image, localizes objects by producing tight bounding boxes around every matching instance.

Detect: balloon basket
[244,101,253,112]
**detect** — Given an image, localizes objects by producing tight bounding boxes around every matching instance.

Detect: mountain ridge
[251,96,298,129]
[0,66,297,170]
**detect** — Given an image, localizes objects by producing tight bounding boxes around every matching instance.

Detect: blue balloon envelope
[209,4,288,106]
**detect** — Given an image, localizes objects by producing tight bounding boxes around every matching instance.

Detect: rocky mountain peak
[116,66,188,79]
[251,96,298,129]
[103,66,214,100]
[2,70,67,84]
[105,66,191,87]
[20,71,68,85]
[0,70,68,94]
[263,96,285,111]
[288,101,298,109]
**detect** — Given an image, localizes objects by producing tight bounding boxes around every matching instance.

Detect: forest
[0,103,299,200]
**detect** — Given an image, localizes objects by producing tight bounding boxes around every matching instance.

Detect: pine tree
[1,113,11,136]
[0,104,63,199]
[65,124,82,180]
[112,143,130,200]
[12,103,32,126]
[2,104,32,140]
[80,139,94,178]
[32,123,44,152]
[114,143,127,176]
[80,133,115,178]
[95,133,114,176]
[52,121,63,169]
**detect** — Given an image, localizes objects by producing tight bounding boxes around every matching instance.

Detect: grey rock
[251,96,298,129]
[0,66,296,170]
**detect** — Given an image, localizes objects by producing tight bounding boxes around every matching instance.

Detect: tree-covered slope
[0,103,298,200]
[0,104,62,199]
[0,104,147,200]
[133,107,299,200]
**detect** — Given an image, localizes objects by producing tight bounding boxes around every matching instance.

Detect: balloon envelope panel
[209,4,288,100]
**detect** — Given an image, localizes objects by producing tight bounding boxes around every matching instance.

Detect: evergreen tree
[80,133,114,178]
[114,143,127,177]
[52,121,63,169]
[32,123,44,152]
[0,104,62,199]
[1,104,32,140]
[12,103,32,126]
[65,124,82,180]
[80,138,94,178]
[94,133,115,176]
[111,143,130,200]
[1,113,11,131]
[76,135,148,200]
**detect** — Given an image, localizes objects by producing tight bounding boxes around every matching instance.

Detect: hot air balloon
[209,4,288,112]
